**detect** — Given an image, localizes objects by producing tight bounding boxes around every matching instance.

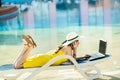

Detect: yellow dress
[23,50,68,68]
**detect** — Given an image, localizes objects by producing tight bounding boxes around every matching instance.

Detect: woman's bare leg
[14,38,33,62]
[14,35,35,69]
[14,46,27,63]
[14,45,34,69]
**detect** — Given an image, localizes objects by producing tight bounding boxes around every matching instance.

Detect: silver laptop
[89,39,107,61]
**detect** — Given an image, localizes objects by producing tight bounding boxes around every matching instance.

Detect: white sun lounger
[0,54,110,80]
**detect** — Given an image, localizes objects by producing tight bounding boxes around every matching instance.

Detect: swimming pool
[0,0,120,31]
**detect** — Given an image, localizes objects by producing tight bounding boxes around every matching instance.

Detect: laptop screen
[99,40,107,55]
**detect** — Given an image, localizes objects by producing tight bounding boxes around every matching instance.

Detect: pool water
[0,0,120,31]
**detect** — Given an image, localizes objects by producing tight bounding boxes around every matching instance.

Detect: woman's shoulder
[63,46,71,50]
[61,46,72,53]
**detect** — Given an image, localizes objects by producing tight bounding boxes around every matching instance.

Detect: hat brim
[62,36,84,46]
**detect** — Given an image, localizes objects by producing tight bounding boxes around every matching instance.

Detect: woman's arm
[76,54,91,60]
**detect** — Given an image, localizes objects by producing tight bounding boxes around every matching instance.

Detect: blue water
[0,0,120,31]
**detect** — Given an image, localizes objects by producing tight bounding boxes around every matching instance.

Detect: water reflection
[111,0,120,24]
[0,34,21,45]
[0,0,120,31]
[23,8,35,28]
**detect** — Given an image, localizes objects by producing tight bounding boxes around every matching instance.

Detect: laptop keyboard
[90,53,104,59]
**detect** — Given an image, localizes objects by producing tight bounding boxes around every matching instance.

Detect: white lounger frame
[0,55,110,80]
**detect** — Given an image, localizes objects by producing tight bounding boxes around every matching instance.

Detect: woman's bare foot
[27,35,37,48]
[22,35,34,47]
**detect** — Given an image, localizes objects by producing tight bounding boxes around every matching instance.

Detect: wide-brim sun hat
[62,32,84,46]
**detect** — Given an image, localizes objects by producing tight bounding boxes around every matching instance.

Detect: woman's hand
[73,41,79,49]
[84,54,91,58]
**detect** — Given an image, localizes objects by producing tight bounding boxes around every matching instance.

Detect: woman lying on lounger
[14,32,90,69]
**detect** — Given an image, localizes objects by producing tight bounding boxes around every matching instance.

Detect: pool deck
[33,69,120,80]
[0,69,120,80]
